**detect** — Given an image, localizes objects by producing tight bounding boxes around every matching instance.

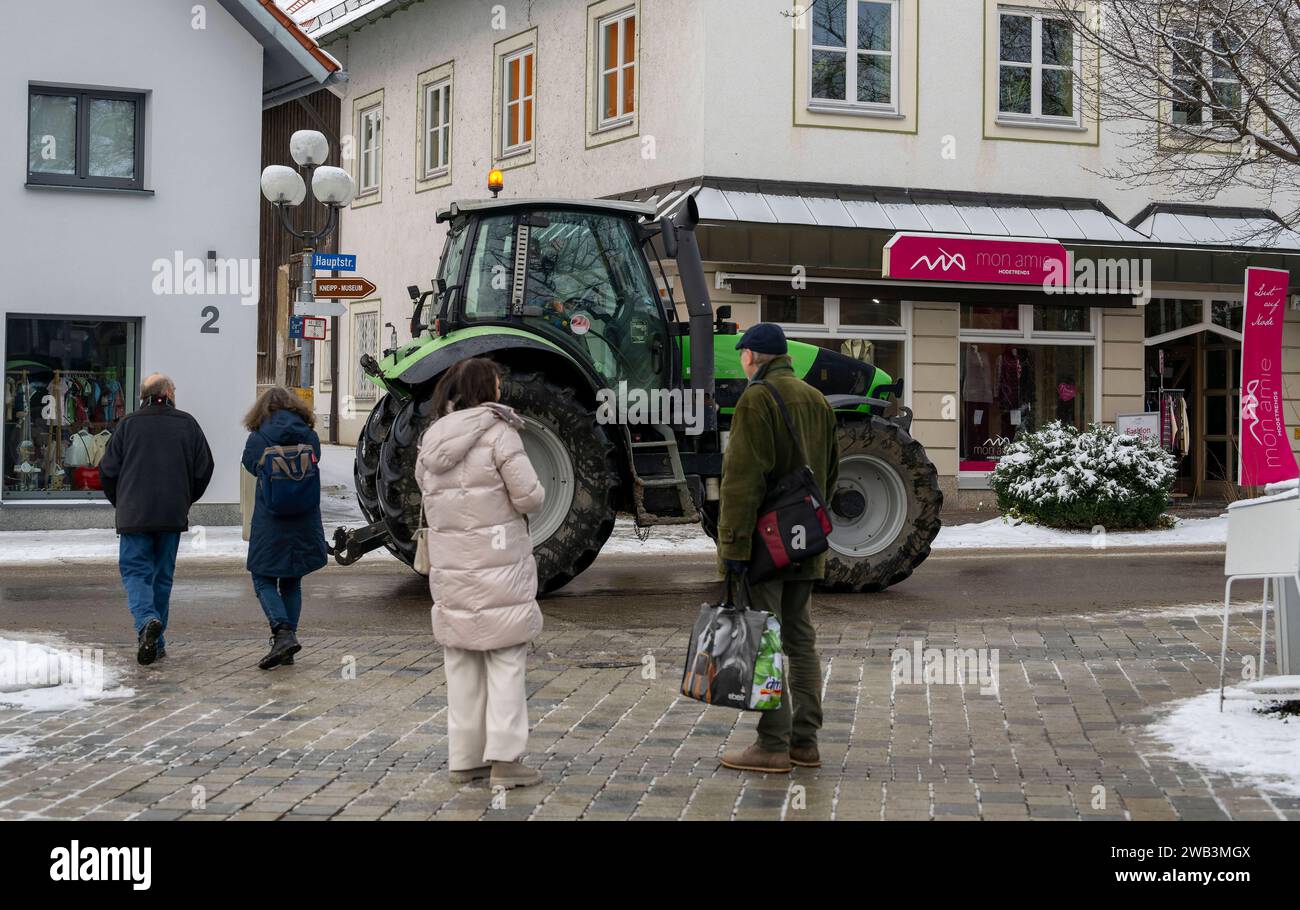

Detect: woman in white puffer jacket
[415,357,546,790]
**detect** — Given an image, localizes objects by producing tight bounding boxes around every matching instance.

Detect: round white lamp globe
[289,129,329,167]
[312,166,356,207]
[260,165,306,206]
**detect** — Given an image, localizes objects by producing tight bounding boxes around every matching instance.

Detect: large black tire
[354,393,397,523]
[370,370,620,594]
[376,394,436,564]
[820,417,943,592]
[696,418,940,593]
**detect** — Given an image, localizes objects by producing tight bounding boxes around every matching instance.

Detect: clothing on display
[4,364,133,497]
[840,338,875,363]
[962,346,994,403]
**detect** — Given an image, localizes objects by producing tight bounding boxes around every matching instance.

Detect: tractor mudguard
[827,394,914,433]
[377,325,604,395]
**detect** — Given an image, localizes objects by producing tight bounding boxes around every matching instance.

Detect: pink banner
[882,233,1068,285]
[1238,266,1297,487]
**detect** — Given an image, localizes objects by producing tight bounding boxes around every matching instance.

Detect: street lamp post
[260,130,355,389]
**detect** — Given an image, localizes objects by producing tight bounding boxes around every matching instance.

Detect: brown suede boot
[490,761,543,789]
[719,743,792,773]
[790,743,821,768]
[449,766,491,784]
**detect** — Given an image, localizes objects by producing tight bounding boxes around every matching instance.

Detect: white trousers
[443,643,530,770]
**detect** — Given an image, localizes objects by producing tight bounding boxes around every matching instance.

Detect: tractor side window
[522,210,670,392]
[461,215,514,321]
[439,222,469,287]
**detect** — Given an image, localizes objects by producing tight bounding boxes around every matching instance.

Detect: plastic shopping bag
[680,573,784,711]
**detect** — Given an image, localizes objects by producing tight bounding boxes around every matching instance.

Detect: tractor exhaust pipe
[665,196,715,414]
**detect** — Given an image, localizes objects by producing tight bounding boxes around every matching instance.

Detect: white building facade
[300,0,1300,504]
[2,0,339,529]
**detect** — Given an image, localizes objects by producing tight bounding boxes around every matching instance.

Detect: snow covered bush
[989,422,1177,530]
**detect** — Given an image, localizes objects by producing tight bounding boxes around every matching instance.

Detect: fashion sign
[1239,267,1298,486]
[882,233,1068,286]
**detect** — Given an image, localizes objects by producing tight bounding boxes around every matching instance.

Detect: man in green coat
[717,324,839,773]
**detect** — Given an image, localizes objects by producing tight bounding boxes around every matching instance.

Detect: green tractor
[331,194,942,593]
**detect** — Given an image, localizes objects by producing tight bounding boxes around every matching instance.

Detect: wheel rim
[518,414,575,546]
[828,454,909,559]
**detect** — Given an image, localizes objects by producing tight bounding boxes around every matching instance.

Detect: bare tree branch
[1041,0,1300,231]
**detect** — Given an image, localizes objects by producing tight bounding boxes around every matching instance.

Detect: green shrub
[988,421,1177,530]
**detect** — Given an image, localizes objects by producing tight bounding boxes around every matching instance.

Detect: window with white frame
[597,7,636,127]
[959,303,1095,469]
[352,308,379,401]
[502,46,535,156]
[423,78,451,177]
[1169,30,1244,128]
[997,7,1080,123]
[810,0,900,111]
[358,103,382,195]
[760,293,908,394]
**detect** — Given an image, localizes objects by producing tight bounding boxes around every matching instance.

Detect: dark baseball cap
[734,323,788,355]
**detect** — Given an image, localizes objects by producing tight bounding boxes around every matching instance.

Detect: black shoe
[155,647,167,660]
[258,625,301,670]
[282,654,293,665]
[137,619,163,666]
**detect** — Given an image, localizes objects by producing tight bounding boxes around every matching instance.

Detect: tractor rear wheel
[820,417,942,592]
[369,370,620,594]
[696,417,942,592]
[355,392,397,522]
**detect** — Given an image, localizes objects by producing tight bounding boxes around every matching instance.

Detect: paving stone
[0,607,1285,820]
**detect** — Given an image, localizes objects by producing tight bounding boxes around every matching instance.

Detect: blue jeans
[252,575,303,631]
[118,532,181,650]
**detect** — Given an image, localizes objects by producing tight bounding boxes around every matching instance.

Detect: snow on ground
[0,735,31,768]
[931,514,1227,550]
[0,637,134,711]
[1146,690,1300,798]
[0,442,1227,565]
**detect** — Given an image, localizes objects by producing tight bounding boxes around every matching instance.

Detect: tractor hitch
[329,521,392,566]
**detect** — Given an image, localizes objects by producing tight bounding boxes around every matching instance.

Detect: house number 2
[200,306,220,334]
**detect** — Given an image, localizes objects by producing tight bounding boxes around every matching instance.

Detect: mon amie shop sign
[882,233,1068,285]
[1239,267,1298,487]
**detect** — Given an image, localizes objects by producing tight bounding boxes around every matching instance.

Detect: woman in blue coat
[241,387,328,670]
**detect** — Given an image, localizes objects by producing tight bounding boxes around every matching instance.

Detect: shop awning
[635,178,1152,244]
[1128,204,1300,252]
[723,274,1138,308]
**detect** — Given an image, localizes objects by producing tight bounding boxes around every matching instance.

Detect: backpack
[257,444,319,517]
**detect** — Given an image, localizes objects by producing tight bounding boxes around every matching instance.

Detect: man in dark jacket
[717,324,839,774]
[99,373,214,665]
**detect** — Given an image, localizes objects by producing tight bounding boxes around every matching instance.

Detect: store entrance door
[1146,331,1241,500]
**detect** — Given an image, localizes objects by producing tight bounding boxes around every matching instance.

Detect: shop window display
[4,316,138,499]
[959,341,1092,469]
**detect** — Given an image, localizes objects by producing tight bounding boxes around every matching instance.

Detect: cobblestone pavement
[1,594,1294,822]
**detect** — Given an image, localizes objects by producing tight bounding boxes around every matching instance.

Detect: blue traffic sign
[312,252,356,271]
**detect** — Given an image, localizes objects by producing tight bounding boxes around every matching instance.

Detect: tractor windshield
[458,209,672,393]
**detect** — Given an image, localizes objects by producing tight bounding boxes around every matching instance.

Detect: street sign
[294,300,346,318]
[312,252,357,271]
[313,277,376,300]
[289,316,328,341]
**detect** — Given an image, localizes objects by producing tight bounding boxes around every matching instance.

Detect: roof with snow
[1129,203,1300,252]
[619,176,1151,244]
[279,0,421,43]
[219,0,345,106]
[617,177,1300,253]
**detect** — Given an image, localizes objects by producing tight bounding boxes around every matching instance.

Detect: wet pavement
[0,549,1294,820]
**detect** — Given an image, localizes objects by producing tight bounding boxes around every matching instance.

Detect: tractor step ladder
[626,424,700,526]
